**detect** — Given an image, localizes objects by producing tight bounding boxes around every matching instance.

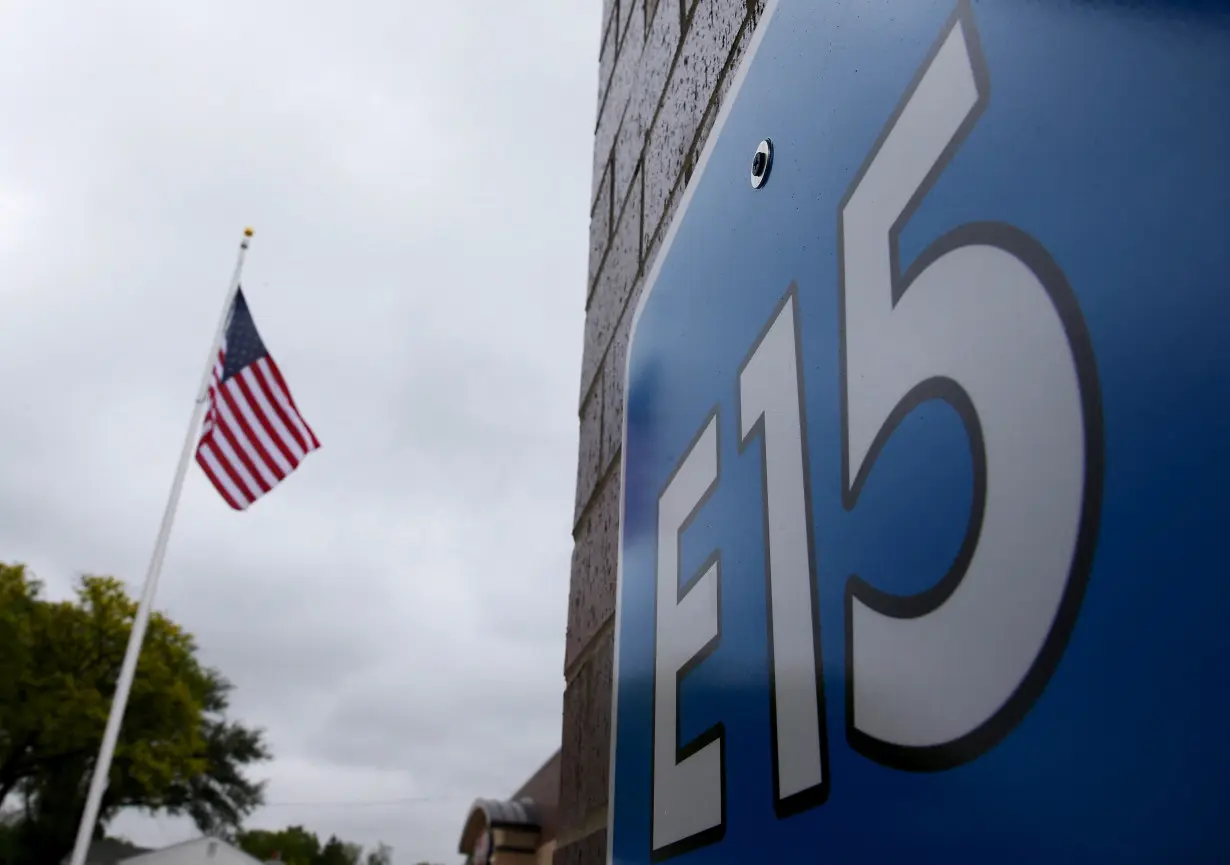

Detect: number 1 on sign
[738,287,828,814]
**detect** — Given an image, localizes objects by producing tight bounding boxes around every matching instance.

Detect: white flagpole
[67,227,255,865]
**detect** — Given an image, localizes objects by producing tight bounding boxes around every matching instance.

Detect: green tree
[237,825,323,865]
[237,827,369,865]
[0,563,270,865]
[237,828,385,865]
[365,842,393,865]
[318,835,363,865]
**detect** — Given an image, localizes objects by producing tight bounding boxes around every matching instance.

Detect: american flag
[195,288,319,510]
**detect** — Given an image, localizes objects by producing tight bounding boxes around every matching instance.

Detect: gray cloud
[0,0,597,861]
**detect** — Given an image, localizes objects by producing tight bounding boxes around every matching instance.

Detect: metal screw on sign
[751,138,773,189]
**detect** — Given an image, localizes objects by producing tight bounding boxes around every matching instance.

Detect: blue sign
[610,0,1230,861]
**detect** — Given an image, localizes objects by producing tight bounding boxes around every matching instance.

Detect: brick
[553,829,607,865]
[559,630,615,827]
[619,163,645,284]
[717,12,756,108]
[574,378,603,526]
[596,6,618,135]
[588,159,613,297]
[566,472,620,667]
[593,0,646,207]
[644,175,680,275]
[612,0,681,210]
[592,5,618,205]
[610,1,647,129]
[618,0,637,50]
[644,0,749,242]
[600,265,641,473]
[580,163,642,406]
[646,0,662,38]
[606,1,646,205]
[683,97,717,187]
[601,0,618,48]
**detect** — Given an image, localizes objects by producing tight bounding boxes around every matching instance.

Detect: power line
[259,795,471,809]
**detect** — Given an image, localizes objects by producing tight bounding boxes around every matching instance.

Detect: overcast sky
[0,1,596,861]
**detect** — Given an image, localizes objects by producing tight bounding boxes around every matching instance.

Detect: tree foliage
[0,563,271,864]
[365,842,393,865]
[237,825,323,864]
[236,826,383,865]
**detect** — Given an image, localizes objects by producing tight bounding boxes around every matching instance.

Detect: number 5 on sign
[650,3,1102,848]
[839,3,1100,770]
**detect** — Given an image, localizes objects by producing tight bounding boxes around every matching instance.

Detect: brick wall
[555,1,765,862]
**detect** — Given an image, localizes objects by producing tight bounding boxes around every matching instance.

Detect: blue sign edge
[607,1,784,861]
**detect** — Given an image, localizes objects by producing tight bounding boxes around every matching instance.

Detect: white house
[120,838,266,865]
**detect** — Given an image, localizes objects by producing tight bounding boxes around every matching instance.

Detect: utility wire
[259,795,472,808]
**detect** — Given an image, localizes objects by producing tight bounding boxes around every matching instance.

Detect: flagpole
[68,228,255,865]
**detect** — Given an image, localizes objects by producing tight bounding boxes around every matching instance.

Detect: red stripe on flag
[211,431,260,504]
[247,362,309,456]
[215,413,274,494]
[217,381,288,482]
[232,372,301,466]
[195,439,246,510]
[263,359,320,450]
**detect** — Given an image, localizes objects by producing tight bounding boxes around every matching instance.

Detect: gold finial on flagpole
[244,227,254,237]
